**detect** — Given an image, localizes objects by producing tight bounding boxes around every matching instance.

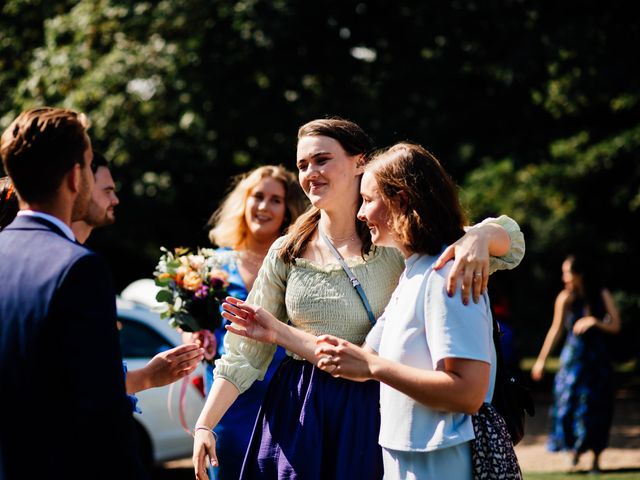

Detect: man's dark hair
[0,107,90,204]
[92,151,108,170]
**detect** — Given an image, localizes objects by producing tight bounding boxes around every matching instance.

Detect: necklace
[238,249,265,270]
[321,230,357,244]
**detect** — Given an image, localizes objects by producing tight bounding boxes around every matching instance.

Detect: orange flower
[182,270,203,291]
[175,265,189,286]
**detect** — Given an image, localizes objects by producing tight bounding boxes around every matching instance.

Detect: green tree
[2,0,638,357]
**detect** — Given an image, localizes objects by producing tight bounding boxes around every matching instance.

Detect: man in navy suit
[0,108,142,479]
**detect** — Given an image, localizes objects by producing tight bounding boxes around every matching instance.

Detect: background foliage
[1,0,639,357]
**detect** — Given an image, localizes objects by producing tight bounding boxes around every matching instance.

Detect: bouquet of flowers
[154,247,230,333]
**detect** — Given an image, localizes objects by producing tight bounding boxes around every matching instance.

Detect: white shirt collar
[17,210,76,242]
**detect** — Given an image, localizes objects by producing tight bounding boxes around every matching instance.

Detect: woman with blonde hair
[193,118,525,480]
[189,164,307,480]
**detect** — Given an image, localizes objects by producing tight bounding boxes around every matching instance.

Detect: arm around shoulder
[474,215,525,272]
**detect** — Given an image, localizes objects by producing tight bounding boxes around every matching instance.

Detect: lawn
[525,472,640,479]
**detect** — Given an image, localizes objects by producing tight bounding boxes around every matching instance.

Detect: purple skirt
[240,357,383,480]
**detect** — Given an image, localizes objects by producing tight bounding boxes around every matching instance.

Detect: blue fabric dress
[206,248,286,480]
[547,299,614,455]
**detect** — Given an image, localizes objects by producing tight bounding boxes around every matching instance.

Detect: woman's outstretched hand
[221,296,280,344]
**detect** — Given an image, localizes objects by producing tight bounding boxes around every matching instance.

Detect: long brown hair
[367,142,467,255]
[278,118,375,264]
[565,254,606,318]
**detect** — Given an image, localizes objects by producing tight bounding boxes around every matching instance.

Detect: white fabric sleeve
[424,264,493,366]
[466,215,525,274]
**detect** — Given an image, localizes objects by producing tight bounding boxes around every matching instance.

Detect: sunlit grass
[525,473,640,479]
[519,357,637,373]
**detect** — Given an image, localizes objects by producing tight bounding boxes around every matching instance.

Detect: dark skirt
[240,357,384,480]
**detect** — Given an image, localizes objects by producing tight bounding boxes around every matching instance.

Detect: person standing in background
[0,176,19,230]
[531,254,621,472]
[188,164,307,479]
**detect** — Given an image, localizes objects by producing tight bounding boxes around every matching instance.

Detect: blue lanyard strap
[319,229,377,326]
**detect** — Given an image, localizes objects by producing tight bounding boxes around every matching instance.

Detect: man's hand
[141,343,204,391]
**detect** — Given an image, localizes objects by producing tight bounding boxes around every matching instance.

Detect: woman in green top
[193,118,525,480]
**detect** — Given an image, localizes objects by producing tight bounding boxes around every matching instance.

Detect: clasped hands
[221,297,373,381]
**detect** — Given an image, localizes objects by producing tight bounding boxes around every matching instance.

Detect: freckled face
[296,135,362,211]
[357,171,397,248]
[244,177,287,243]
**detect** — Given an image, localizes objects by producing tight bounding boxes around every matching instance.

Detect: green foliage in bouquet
[154,247,230,333]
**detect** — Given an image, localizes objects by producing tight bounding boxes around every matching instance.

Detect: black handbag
[490,318,535,445]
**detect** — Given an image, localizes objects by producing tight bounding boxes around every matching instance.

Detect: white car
[117,282,206,468]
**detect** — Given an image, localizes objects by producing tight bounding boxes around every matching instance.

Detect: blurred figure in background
[188,164,307,479]
[531,254,621,472]
[0,176,19,230]
[489,277,520,371]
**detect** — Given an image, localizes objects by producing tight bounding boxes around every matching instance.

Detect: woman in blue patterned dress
[187,165,308,479]
[532,254,621,472]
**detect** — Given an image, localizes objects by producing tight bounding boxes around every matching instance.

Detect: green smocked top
[214,215,525,393]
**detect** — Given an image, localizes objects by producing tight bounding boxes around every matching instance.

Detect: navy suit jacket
[0,215,142,479]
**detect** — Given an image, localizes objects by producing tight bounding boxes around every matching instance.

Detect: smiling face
[296,135,362,211]
[357,171,397,249]
[243,176,287,243]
